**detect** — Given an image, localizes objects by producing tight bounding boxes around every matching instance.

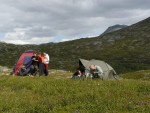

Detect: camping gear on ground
[18,64,28,76]
[79,59,118,80]
[72,68,85,79]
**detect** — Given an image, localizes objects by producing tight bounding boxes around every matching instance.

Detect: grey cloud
[0,0,150,44]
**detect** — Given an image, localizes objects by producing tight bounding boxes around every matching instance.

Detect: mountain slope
[102,24,128,34]
[43,17,150,73]
[0,17,150,73]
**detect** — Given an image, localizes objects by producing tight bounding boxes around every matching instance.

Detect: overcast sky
[0,0,150,44]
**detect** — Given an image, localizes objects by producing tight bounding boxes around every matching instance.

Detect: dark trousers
[44,64,48,76]
[39,63,45,76]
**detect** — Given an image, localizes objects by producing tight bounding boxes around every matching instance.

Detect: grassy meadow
[0,70,150,113]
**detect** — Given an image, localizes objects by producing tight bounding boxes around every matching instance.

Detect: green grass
[121,70,150,80]
[0,71,150,113]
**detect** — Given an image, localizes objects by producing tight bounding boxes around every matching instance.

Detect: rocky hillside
[0,17,150,73]
[102,24,128,34]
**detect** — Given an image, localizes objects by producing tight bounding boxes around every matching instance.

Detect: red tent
[14,50,35,75]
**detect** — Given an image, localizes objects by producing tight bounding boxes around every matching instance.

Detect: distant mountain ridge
[0,17,150,74]
[102,24,128,34]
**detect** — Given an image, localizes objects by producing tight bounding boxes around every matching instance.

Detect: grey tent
[79,59,118,80]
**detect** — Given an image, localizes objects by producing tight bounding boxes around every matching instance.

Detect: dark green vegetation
[0,17,150,73]
[0,70,150,113]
